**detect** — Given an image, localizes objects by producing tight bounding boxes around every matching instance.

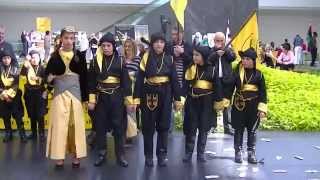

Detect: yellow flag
[170,0,188,29]
[231,11,259,60]
[36,17,51,32]
[230,11,260,85]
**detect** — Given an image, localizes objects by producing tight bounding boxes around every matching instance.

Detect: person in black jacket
[167,27,192,132]
[183,45,223,163]
[208,32,236,135]
[20,50,47,141]
[231,48,267,164]
[88,32,135,167]
[133,32,183,167]
[0,50,27,143]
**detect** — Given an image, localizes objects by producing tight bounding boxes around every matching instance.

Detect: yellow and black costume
[88,33,133,167]
[133,33,182,167]
[20,51,47,140]
[231,48,267,164]
[0,50,27,143]
[45,29,88,160]
[183,46,223,163]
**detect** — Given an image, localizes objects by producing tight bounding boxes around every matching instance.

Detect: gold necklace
[156,52,165,74]
[196,66,204,80]
[3,65,11,78]
[244,70,253,84]
[105,54,115,72]
[33,65,39,75]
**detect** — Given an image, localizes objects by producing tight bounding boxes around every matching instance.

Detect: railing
[99,0,169,34]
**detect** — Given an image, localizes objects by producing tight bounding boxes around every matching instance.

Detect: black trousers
[24,88,47,135]
[94,90,126,156]
[141,83,172,159]
[183,95,214,155]
[232,99,260,151]
[0,90,25,133]
[311,47,318,66]
[223,107,233,131]
[88,109,95,131]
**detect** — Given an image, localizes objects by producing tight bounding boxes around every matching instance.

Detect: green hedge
[261,67,320,131]
[174,67,320,131]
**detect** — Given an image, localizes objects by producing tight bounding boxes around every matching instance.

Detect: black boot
[145,156,154,167]
[157,149,168,167]
[234,129,244,163]
[247,132,258,164]
[197,133,208,163]
[28,118,37,140]
[20,131,28,143]
[143,133,154,167]
[38,118,46,141]
[3,118,13,143]
[114,136,128,167]
[234,150,243,163]
[17,120,27,143]
[87,131,96,147]
[156,132,168,167]
[27,133,37,140]
[248,150,258,164]
[3,130,13,143]
[183,135,196,163]
[94,151,106,167]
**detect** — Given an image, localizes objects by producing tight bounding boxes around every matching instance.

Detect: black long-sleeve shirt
[0,64,19,97]
[20,64,46,91]
[88,51,133,103]
[233,66,267,112]
[133,51,181,101]
[185,63,223,102]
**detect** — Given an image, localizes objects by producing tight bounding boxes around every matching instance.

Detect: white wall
[0,6,141,42]
[259,9,320,47]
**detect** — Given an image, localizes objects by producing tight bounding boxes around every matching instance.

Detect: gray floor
[0,131,320,180]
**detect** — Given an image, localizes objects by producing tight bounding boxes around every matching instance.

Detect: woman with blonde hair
[123,38,141,144]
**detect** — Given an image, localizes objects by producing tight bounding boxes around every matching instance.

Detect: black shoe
[94,155,106,167]
[55,163,64,169]
[235,151,243,163]
[157,157,168,167]
[182,153,192,163]
[27,133,37,140]
[72,162,80,169]
[20,134,28,143]
[197,154,207,163]
[3,132,13,143]
[145,158,154,167]
[248,150,258,164]
[116,156,129,167]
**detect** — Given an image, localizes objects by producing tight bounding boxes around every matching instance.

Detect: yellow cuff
[124,96,135,105]
[89,94,96,104]
[7,88,16,98]
[222,98,230,108]
[258,102,268,113]
[134,98,141,105]
[214,101,224,111]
